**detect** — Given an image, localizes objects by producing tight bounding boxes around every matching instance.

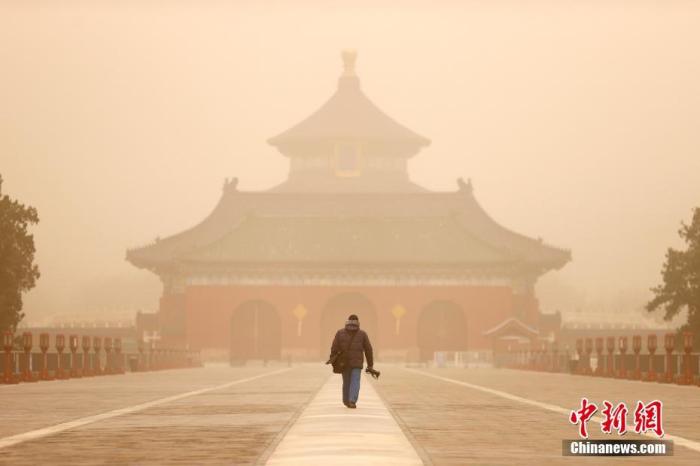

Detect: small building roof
[483,318,539,338]
[267,50,430,148]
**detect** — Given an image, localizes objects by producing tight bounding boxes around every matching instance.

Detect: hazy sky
[1,1,699,325]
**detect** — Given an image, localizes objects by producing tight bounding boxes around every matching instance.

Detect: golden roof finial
[341,49,357,77]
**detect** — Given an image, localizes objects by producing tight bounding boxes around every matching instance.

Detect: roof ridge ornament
[338,49,360,90]
[457,177,473,194]
[223,177,238,194]
[341,49,357,77]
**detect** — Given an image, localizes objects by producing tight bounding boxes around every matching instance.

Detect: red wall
[178,284,529,354]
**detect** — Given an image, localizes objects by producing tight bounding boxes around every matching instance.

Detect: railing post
[3,331,17,384]
[538,341,545,371]
[55,334,66,379]
[22,332,36,382]
[93,337,102,375]
[148,343,155,371]
[137,339,145,371]
[114,338,124,374]
[82,336,92,377]
[39,333,51,381]
[662,333,675,383]
[152,346,159,371]
[575,338,583,374]
[617,336,628,379]
[583,338,593,375]
[632,335,642,380]
[680,332,693,385]
[104,337,113,375]
[646,334,658,382]
[69,335,80,378]
[594,337,604,376]
[606,336,615,377]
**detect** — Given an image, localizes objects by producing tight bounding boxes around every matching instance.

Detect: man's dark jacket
[330,327,373,369]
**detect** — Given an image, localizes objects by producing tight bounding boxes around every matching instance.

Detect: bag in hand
[326,351,347,374]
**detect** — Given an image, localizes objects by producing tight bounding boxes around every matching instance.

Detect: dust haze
[1,0,699,325]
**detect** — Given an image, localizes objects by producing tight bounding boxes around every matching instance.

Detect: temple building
[126,51,570,362]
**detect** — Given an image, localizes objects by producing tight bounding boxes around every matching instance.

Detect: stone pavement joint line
[0,367,292,450]
[265,373,424,466]
[407,368,700,454]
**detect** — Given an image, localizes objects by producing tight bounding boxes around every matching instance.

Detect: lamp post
[82,336,92,377]
[69,335,80,378]
[617,336,628,379]
[93,337,102,375]
[22,332,35,382]
[594,337,604,376]
[647,334,658,382]
[39,333,51,381]
[632,335,642,380]
[606,336,615,377]
[55,334,66,379]
[3,331,16,384]
[663,333,675,383]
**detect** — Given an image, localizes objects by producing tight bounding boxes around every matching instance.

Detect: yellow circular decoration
[292,304,308,321]
[391,305,406,319]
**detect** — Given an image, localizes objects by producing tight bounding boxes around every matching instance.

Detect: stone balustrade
[501,331,699,387]
[1,331,202,384]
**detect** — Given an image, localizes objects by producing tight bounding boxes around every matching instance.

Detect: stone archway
[320,292,378,357]
[417,300,467,361]
[230,300,281,364]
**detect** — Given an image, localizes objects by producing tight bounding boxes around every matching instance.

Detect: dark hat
[348,314,359,321]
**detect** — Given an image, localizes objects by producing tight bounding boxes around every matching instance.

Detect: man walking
[329,314,374,408]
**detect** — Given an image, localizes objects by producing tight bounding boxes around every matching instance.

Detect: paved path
[0,364,329,465]
[0,365,283,439]
[372,366,700,466]
[3,363,700,465]
[265,373,423,466]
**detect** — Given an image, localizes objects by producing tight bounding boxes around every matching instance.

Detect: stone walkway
[3,363,700,464]
[265,373,423,466]
[0,364,329,465]
[372,366,700,466]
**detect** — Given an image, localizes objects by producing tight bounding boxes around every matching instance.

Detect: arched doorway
[320,293,377,357]
[417,301,467,361]
[230,300,281,364]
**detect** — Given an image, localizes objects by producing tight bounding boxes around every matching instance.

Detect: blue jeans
[342,368,362,403]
